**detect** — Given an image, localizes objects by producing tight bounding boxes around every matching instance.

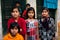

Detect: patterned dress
[26,19,38,40]
[39,17,56,40]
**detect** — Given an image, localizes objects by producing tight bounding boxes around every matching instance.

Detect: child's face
[16,3,20,7]
[42,10,49,17]
[11,8,20,18]
[26,6,30,9]
[28,10,34,19]
[10,26,18,36]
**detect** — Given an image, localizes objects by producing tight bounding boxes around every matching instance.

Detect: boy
[4,22,24,40]
[15,1,22,16]
[22,3,30,19]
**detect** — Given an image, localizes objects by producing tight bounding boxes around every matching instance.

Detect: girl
[7,6,26,37]
[39,8,55,40]
[25,7,39,40]
[4,22,24,40]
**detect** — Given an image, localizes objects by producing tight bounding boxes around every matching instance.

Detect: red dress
[7,17,26,36]
[25,19,38,40]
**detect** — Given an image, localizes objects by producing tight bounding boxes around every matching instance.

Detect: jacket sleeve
[7,19,11,29]
[50,18,56,37]
[21,19,26,36]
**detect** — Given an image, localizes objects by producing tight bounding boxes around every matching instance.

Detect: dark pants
[27,36,34,40]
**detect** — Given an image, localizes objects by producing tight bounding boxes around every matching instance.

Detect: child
[39,7,55,40]
[22,3,30,19]
[25,7,39,40]
[4,22,24,40]
[15,1,22,16]
[7,6,26,37]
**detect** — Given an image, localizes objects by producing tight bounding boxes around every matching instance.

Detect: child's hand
[34,22,38,26]
[20,29,22,32]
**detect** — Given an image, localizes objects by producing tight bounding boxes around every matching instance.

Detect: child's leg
[27,36,34,40]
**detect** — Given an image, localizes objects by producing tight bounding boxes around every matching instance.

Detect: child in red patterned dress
[25,7,39,40]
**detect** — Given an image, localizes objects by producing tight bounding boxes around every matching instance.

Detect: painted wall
[0,0,3,40]
[57,0,60,21]
[56,0,60,40]
[44,0,57,9]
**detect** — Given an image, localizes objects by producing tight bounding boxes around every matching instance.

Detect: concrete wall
[56,0,60,40]
[56,0,60,32]
[57,0,60,21]
[0,0,3,40]
[26,0,37,18]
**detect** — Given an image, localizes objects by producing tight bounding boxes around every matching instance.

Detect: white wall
[57,0,60,21]
[26,0,37,18]
[56,0,60,38]
[0,0,3,40]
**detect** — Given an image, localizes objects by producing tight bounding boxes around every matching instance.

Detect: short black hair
[9,22,20,33]
[42,7,49,12]
[15,1,20,5]
[26,7,35,19]
[11,6,20,13]
[14,1,21,7]
[26,3,30,7]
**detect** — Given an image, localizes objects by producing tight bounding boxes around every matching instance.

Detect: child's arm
[50,18,56,40]
[25,34,27,40]
[37,25,40,40]
[35,21,39,40]
[21,19,26,36]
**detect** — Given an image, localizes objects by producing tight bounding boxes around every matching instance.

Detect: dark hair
[11,6,20,13]
[15,1,21,5]
[9,22,20,33]
[26,3,30,7]
[42,7,49,12]
[26,7,35,19]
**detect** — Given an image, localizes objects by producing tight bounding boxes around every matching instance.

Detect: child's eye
[12,11,14,12]
[28,12,31,13]
[12,11,18,13]
[15,28,18,30]
[16,11,18,13]
[32,12,34,14]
